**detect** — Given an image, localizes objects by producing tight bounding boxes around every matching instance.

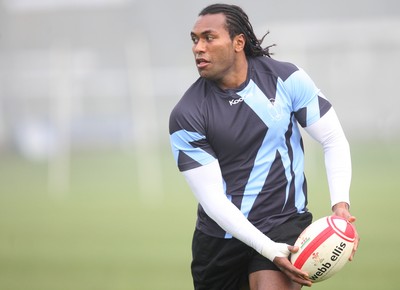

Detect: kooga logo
[229,94,250,106]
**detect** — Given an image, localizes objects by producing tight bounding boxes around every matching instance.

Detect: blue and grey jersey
[169,56,332,238]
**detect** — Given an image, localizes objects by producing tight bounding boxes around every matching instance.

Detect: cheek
[214,48,234,67]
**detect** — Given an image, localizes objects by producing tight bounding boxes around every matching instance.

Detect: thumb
[287,245,299,254]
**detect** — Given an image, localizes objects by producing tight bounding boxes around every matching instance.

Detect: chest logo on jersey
[267,98,283,121]
[228,94,250,106]
[229,95,283,121]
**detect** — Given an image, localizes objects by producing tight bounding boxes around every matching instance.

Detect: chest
[205,82,293,157]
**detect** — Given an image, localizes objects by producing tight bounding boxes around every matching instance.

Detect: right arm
[183,160,289,261]
[182,160,312,286]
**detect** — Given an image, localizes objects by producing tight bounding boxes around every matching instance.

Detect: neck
[217,56,248,90]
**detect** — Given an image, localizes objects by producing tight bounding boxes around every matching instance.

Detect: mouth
[196,57,210,69]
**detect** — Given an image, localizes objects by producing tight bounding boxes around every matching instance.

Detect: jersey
[169,56,332,239]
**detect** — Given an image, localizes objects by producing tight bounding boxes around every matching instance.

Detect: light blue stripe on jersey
[236,79,307,220]
[285,69,322,127]
[288,114,306,212]
[170,129,216,166]
[276,80,307,213]
[237,79,291,218]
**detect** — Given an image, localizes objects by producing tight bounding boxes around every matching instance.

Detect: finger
[280,269,311,287]
[287,245,299,254]
[290,272,312,287]
[274,256,313,286]
[293,278,312,287]
[349,231,360,261]
[347,215,356,223]
[287,266,312,285]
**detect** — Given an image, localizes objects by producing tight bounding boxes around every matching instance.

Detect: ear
[233,34,245,53]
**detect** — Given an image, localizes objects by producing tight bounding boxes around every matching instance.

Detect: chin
[199,70,217,81]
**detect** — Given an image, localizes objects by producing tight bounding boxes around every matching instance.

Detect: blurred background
[0,0,399,289]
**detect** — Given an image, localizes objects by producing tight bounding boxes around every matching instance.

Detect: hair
[199,3,275,57]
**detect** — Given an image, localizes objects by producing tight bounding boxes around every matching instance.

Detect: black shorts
[191,212,312,290]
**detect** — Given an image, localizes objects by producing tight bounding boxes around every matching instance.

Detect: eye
[191,35,199,44]
[205,34,214,41]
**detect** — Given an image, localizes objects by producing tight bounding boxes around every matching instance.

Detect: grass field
[0,140,398,290]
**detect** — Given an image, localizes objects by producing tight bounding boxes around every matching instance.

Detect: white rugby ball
[290,215,356,283]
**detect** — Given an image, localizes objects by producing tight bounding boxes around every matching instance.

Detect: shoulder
[251,56,318,95]
[169,77,211,134]
[170,77,210,118]
[183,77,211,100]
[250,56,299,81]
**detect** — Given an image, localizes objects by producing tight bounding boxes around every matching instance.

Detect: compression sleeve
[182,160,290,262]
[304,108,352,207]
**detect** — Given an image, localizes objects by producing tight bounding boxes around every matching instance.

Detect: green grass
[303,140,400,290]
[0,141,398,290]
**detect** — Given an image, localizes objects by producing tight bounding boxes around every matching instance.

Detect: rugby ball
[290,216,355,283]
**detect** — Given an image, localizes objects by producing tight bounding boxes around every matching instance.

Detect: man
[169,3,359,290]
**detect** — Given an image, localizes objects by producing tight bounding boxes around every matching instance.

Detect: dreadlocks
[199,4,275,57]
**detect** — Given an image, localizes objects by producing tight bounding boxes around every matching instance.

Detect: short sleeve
[169,128,216,171]
[169,98,217,172]
[285,68,332,127]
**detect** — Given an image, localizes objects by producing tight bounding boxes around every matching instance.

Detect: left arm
[304,108,359,260]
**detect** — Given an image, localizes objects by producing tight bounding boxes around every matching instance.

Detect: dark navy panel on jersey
[169,56,332,238]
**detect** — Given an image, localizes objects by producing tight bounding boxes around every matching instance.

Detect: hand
[273,245,313,287]
[332,202,360,261]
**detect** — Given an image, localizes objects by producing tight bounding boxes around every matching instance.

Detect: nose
[193,38,206,54]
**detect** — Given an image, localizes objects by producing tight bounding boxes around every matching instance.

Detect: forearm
[305,108,352,207]
[182,160,289,261]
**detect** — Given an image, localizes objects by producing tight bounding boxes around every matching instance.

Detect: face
[191,13,244,84]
